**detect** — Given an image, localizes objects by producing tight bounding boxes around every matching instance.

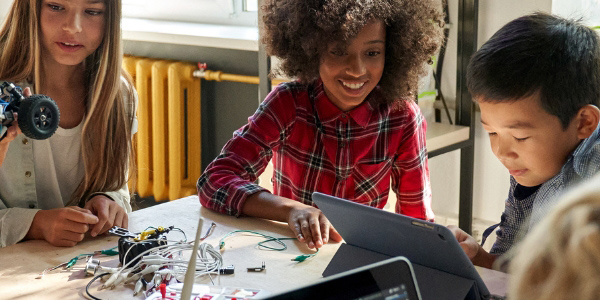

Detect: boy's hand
[447,225,480,259]
[448,225,497,269]
[288,206,343,249]
[84,195,128,237]
[26,207,99,247]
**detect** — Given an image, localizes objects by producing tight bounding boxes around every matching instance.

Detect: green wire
[66,254,94,268]
[64,246,120,269]
[219,230,289,250]
[98,248,119,256]
[219,230,319,262]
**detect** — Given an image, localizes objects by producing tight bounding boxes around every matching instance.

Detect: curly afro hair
[262,0,444,103]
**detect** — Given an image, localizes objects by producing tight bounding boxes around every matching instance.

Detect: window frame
[122,0,259,27]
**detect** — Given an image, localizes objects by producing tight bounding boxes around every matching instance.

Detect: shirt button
[340,142,346,147]
[341,114,347,119]
[22,138,29,145]
[25,171,32,177]
[28,204,36,208]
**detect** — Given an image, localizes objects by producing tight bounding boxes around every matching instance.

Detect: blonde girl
[509,176,600,300]
[0,0,136,247]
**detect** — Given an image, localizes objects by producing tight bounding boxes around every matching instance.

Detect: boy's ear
[576,105,600,139]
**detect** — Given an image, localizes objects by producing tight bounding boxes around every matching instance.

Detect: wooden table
[0,196,507,299]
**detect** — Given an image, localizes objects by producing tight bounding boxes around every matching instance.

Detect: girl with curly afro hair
[198,0,444,250]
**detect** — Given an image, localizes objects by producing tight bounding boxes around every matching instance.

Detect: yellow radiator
[123,56,201,201]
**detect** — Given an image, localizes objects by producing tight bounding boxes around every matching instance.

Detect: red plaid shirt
[197,80,433,220]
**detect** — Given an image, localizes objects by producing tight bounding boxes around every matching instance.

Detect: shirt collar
[571,122,600,175]
[312,79,373,128]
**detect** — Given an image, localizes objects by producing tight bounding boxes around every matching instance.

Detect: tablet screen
[266,257,420,300]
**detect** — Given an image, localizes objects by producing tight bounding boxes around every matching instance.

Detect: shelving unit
[454,0,478,234]
[257,0,479,234]
[425,0,478,233]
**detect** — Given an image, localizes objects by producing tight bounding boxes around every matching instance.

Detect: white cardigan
[0,79,137,247]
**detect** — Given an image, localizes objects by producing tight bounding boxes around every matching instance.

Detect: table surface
[0,196,507,299]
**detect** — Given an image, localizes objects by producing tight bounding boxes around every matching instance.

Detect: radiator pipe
[193,69,284,86]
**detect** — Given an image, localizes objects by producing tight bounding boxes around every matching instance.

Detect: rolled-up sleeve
[197,85,295,216]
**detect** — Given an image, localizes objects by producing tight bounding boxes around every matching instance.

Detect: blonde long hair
[509,176,600,300]
[0,0,136,205]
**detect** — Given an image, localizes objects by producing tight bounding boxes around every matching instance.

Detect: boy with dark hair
[450,13,600,269]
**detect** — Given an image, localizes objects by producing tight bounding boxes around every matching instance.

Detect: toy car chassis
[0,81,60,140]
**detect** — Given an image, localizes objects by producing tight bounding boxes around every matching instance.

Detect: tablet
[265,256,421,300]
[312,192,492,300]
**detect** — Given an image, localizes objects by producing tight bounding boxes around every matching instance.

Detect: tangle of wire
[85,239,223,299]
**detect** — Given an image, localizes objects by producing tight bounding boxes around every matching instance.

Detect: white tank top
[32,121,84,207]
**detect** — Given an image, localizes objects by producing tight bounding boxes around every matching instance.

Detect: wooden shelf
[426,122,470,153]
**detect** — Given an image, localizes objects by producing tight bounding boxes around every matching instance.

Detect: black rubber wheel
[17,94,60,140]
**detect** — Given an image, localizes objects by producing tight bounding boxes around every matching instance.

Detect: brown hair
[261,0,444,103]
[0,0,136,205]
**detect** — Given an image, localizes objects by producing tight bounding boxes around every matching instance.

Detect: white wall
[0,1,11,22]
[552,0,600,25]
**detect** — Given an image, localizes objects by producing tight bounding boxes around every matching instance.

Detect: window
[122,0,258,27]
[243,0,258,12]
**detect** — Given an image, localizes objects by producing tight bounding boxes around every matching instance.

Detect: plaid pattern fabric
[197,80,433,220]
[490,124,600,255]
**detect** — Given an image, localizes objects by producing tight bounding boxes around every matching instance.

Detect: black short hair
[467,13,600,129]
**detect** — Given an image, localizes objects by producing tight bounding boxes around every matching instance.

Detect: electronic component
[87,221,226,299]
[85,258,102,276]
[108,226,136,238]
[109,226,176,242]
[247,262,266,272]
[219,265,235,275]
[109,226,177,266]
[117,236,167,266]
[144,283,270,300]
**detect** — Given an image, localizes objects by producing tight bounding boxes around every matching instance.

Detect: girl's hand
[84,195,129,237]
[26,206,99,247]
[0,87,29,167]
[288,206,343,249]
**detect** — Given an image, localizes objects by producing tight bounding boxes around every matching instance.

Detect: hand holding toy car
[0,81,60,141]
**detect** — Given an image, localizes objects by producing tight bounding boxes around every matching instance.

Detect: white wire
[99,239,223,290]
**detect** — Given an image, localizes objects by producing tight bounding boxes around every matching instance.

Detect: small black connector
[247,261,266,272]
[219,265,235,275]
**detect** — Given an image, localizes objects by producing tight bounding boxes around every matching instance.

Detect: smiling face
[318,19,386,112]
[40,0,106,67]
[479,94,585,187]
